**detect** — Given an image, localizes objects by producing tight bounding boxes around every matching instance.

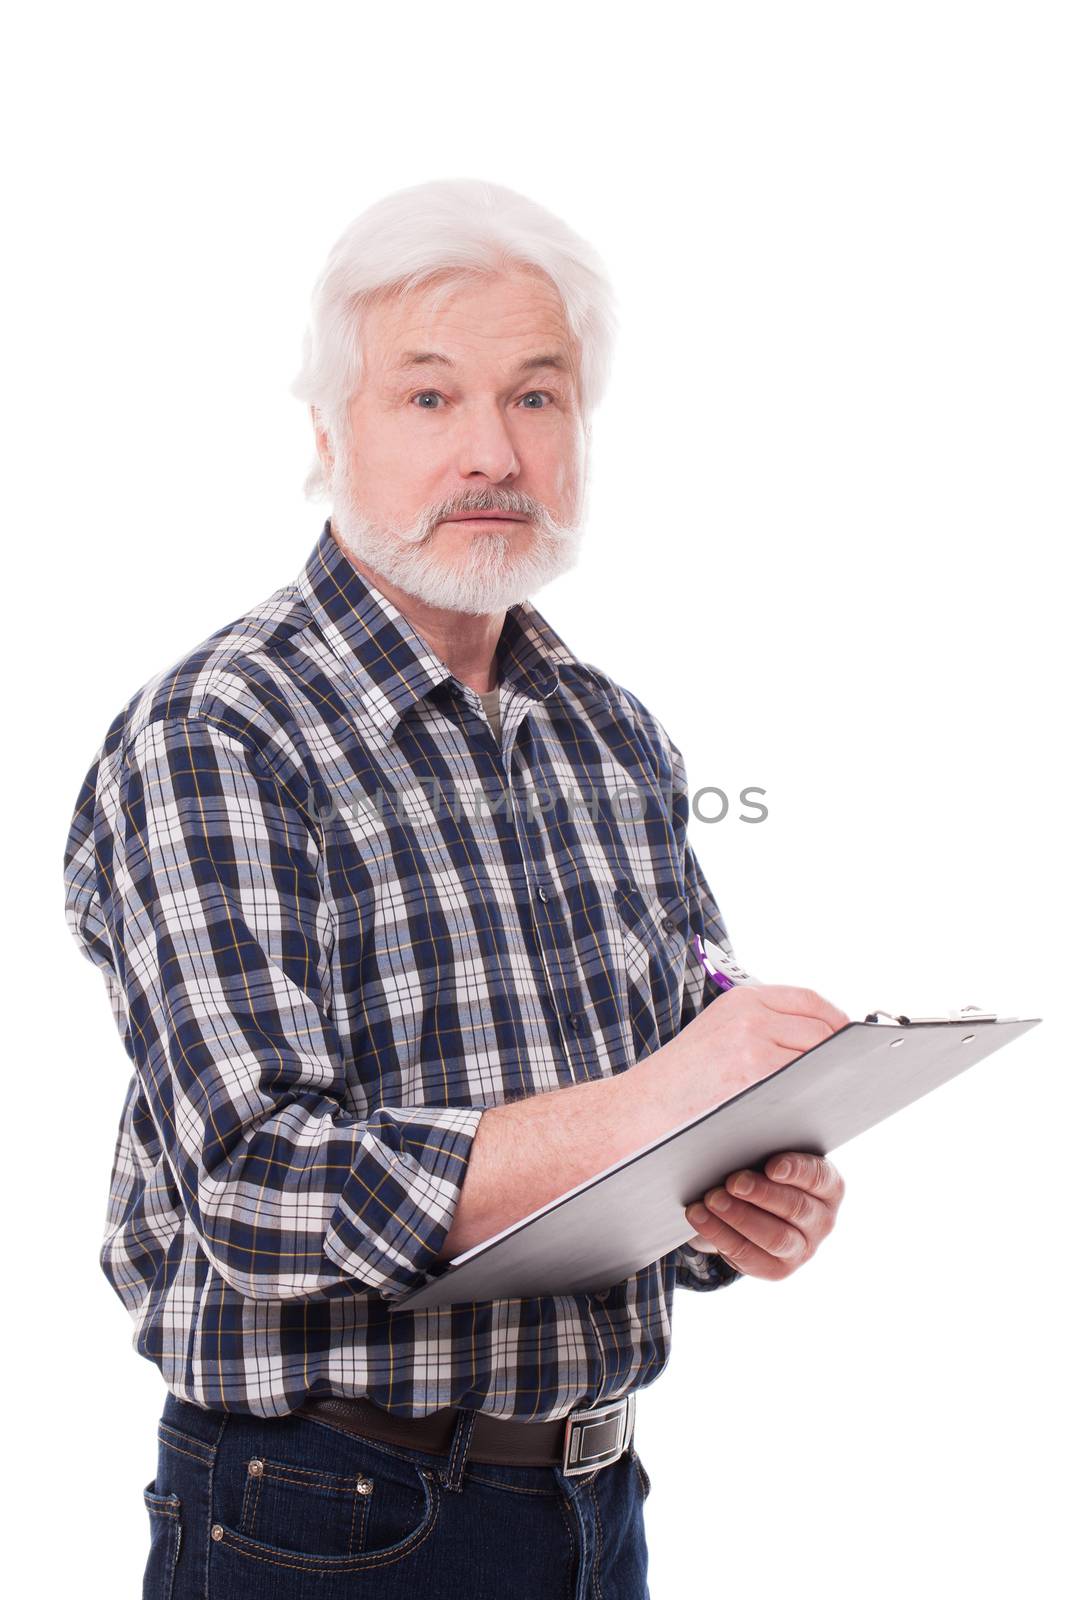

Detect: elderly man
[64,178,848,1600]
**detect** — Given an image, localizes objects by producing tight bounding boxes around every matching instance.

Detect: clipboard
[392,1009,1041,1312]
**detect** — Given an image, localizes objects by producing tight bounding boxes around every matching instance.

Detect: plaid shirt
[62,521,740,1421]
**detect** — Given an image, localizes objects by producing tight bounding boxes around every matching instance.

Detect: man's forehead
[389,348,572,378]
[365,279,577,378]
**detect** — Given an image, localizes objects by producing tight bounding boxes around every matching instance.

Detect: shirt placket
[491,682,604,1088]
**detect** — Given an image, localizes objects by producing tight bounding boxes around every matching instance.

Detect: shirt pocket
[610,878,692,1056]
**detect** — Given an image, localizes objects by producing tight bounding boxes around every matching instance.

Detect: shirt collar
[296,520,583,741]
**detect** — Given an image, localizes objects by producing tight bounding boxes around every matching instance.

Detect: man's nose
[454,402,522,482]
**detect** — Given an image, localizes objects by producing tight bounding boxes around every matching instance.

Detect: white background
[5,3,1063,1595]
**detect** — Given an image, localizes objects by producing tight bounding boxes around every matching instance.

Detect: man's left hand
[683,1153,845,1279]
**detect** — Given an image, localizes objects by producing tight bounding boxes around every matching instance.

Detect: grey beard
[329,465,586,616]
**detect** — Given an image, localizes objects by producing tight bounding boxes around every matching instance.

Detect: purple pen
[691,934,758,989]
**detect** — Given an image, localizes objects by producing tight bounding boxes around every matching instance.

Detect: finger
[682,1235,745,1275]
[682,1234,743,1274]
[762,1153,845,1203]
[741,1043,812,1076]
[681,1210,792,1279]
[763,1015,837,1056]
[698,1186,814,1263]
[721,1169,834,1239]
[756,987,851,1033]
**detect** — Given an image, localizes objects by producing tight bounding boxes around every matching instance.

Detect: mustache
[443,490,536,517]
[399,496,555,546]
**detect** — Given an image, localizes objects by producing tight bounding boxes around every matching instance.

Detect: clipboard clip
[863,1005,999,1025]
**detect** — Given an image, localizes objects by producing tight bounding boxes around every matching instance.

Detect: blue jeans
[142,1389,653,1598]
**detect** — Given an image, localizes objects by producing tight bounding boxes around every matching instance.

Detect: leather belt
[295,1392,636,1478]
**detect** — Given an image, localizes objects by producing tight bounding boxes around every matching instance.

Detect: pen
[691,934,759,989]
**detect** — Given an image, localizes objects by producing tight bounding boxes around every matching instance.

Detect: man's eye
[411,391,554,410]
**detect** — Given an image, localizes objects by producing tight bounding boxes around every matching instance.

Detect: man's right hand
[679,983,852,1104]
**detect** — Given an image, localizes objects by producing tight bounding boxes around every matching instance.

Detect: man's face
[322,268,589,615]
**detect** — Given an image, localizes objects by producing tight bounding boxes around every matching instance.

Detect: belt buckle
[561,1393,636,1478]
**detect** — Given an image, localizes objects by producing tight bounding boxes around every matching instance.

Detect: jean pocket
[142,1480,181,1600]
[631,1447,653,1503]
[211,1439,440,1576]
[238,1454,377,1556]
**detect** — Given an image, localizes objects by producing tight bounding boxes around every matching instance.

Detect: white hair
[290,177,619,500]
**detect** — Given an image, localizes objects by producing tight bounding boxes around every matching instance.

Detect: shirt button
[566,1012,583,1032]
[537,886,550,902]
[661,916,676,932]
[594,1289,610,1302]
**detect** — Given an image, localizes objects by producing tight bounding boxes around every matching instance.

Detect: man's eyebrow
[390,350,572,378]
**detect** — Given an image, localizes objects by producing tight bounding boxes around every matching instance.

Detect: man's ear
[310,405,334,479]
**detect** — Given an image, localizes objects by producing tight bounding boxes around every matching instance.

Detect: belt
[294,1392,636,1479]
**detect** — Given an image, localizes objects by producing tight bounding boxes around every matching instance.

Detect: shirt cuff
[669,1241,744,1292]
[323,1104,486,1301]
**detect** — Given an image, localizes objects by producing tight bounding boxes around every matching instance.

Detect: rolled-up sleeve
[109,715,484,1304]
[670,1242,743,1291]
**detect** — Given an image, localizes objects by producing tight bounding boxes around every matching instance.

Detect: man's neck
[337,539,504,695]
